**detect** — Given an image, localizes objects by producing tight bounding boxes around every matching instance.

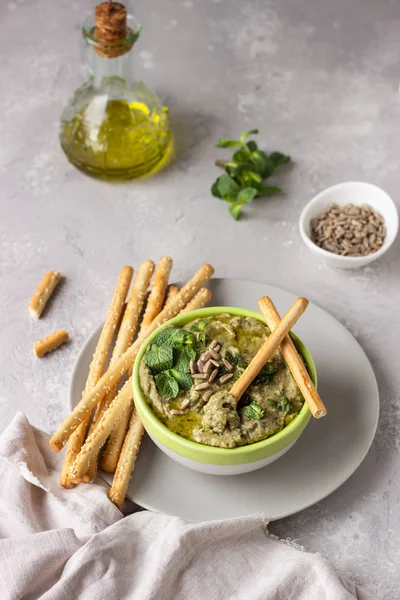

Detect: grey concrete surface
[1,0,400,597]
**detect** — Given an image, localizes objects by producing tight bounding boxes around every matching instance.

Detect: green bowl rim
[132,307,317,461]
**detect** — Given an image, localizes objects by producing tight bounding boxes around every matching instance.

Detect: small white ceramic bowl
[299,181,398,269]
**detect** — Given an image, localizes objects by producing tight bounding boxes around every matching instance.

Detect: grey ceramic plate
[70,279,379,521]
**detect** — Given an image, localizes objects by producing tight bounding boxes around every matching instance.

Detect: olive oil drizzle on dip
[139,315,305,449]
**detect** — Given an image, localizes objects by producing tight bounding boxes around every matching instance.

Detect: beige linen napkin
[0,414,376,600]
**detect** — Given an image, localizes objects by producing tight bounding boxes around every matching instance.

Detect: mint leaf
[144,345,174,373]
[229,203,243,220]
[154,327,196,351]
[238,187,258,204]
[257,186,281,196]
[155,372,180,398]
[246,140,258,152]
[166,329,187,346]
[173,346,194,373]
[211,179,222,198]
[249,150,271,176]
[226,351,247,369]
[170,369,193,390]
[232,148,250,162]
[153,328,177,347]
[240,129,259,145]
[241,402,264,420]
[269,152,291,167]
[216,138,242,148]
[268,396,294,411]
[252,363,275,386]
[276,396,293,411]
[190,320,208,344]
[217,174,241,198]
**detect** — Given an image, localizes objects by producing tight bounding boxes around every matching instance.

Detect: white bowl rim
[299,181,399,263]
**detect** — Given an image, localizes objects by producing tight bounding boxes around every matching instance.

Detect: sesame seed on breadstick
[60,266,133,488]
[29,271,61,319]
[49,264,215,452]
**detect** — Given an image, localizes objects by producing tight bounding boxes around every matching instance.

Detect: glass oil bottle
[60,2,172,180]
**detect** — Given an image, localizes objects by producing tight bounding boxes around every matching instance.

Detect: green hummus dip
[139,314,304,449]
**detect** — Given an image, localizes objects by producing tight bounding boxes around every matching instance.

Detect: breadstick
[180,288,212,313]
[69,378,134,482]
[59,266,133,488]
[139,257,173,332]
[230,297,308,403]
[83,260,154,482]
[164,285,179,309]
[100,403,134,472]
[258,297,327,419]
[50,264,215,451]
[108,408,144,508]
[29,271,61,319]
[33,330,69,357]
[100,258,172,473]
[88,260,154,433]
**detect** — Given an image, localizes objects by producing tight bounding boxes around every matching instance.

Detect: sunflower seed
[195,382,210,391]
[208,369,219,382]
[180,399,190,410]
[170,409,185,416]
[210,359,220,368]
[222,358,233,371]
[189,360,197,375]
[197,359,205,372]
[209,348,220,360]
[192,373,207,380]
[210,339,219,349]
[219,373,233,384]
[203,390,213,402]
[204,360,213,374]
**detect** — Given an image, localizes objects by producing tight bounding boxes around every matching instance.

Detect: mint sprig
[144,327,197,398]
[212,129,291,220]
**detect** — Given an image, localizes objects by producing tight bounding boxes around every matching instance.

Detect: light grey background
[1,0,399,598]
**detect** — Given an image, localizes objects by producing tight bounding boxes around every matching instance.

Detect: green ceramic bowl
[133,307,317,475]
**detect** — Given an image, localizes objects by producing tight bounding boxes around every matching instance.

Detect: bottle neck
[90,49,134,89]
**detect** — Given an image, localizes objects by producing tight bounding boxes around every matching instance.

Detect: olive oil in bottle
[60,2,172,180]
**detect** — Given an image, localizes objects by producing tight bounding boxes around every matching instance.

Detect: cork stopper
[95,1,130,58]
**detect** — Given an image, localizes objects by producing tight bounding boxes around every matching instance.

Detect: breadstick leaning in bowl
[230,297,309,402]
[258,297,326,419]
